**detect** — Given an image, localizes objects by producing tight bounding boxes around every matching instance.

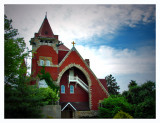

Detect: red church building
[30,16,109,118]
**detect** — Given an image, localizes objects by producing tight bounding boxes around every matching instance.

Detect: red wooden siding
[59,51,108,110]
[36,45,58,65]
[60,68,89,102]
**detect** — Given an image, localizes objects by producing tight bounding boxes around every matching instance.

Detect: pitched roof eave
[61,102,77,111]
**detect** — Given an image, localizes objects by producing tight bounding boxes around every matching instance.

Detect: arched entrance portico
[57,63,92,110]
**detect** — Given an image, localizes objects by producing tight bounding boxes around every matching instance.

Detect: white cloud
[5,5,155,49]
[76,45,155,78]
[53,5,155,47]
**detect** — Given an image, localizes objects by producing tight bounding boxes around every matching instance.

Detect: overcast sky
[4,4,156,92]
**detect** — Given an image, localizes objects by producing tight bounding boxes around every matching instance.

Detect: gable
[58,47,109,110]
[61,102,77,111]
[61,102,90,111]
[59,47,109,95]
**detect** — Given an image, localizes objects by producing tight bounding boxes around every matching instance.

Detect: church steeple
[37,15,54,38]
[30,15,59,51]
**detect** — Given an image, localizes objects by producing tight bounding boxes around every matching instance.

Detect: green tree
[122,80,138,104]
[39,87,59,105]
[5,15,27,84]
[38,66,59,93]
[5,74,46,118]
[134,81,155,118]
[4,15,46,118]
[98,96,133,118]
[128,80,137,89]
[122,81,155,118]
[105,74,120,95]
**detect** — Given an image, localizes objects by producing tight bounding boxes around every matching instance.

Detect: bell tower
[30,15,62,84]
[30,15,62,53]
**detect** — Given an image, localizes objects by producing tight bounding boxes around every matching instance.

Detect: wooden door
[61,110,72,118]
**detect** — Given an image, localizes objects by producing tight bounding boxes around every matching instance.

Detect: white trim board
[61,102,77,111]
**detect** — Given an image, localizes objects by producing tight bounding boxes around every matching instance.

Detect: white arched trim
[57,63,92,109]
[57,63,91,87]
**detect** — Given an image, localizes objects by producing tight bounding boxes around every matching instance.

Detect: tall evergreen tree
[105,74,120,95]
[4,15,46,118]
[128,80,137,89]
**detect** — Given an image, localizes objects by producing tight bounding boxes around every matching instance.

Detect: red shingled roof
[58,44,70,51]
[37,17,54,38]
[58,45,70,63]
[99,79,108,91]
[58,50,69,63]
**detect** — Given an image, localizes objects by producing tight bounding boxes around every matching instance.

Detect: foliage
[46,115,54,118]
[113,110,133,119]
[128,80,137,89]
[98,96,133,118]
[123,81,155,105]
[38,66,59,93]
[5,74,47,118]
[39,87,59,105]
[4,15,45,118]
[105,74,120,95]
[134,97,155,118]
[122,81,156,118]
[5,15,27,84]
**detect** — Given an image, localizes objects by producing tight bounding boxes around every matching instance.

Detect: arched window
[70,85,74,94]
[46,60,50,66]
[40,60,44,66]
[61,85,65,94]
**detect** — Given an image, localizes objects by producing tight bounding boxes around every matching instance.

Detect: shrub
[39,87,59,105]
[113,110,133,119]
[98,96,133,118]
[46,115,54,118]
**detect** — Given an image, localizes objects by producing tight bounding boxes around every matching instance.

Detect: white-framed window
[70,85,74,94]
[46,60,50,66]
[61,85,65,94]
[40,60,44,66]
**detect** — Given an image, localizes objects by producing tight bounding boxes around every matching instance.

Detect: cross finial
[72,41,76,47]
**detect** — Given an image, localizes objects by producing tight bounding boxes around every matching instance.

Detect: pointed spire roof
[37,16,55,38]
